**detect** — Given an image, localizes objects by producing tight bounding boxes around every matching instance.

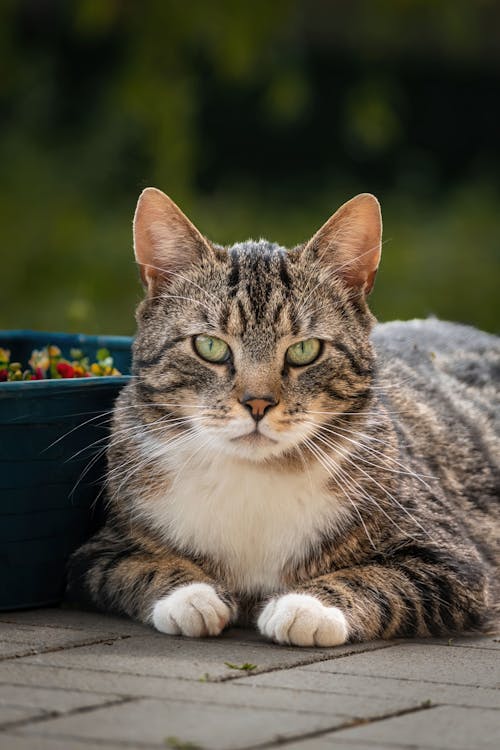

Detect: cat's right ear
[303,193,382,295]
[133,188,211,291]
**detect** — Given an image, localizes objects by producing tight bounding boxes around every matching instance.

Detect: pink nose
[241,395,277,422]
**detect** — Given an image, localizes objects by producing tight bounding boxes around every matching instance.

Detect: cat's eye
[286,338,321,366]
[193,334,230,363]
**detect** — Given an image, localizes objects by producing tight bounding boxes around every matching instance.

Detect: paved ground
[0,608,498,750]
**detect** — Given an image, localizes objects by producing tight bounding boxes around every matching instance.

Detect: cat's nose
[240,394,278,422]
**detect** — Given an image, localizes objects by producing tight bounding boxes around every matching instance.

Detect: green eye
[286,338,321,366]
[194,335,230,363]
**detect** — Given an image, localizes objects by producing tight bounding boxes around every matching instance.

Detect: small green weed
[165,736,202,750]
[224,661,257,671]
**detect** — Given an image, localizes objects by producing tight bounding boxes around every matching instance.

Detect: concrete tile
[279,741,395,750]
[0,684,120,714]
[0,735,135,750]
[17,696,344,750]
[245,668,500,710]
[301,642,500,688]
[0,641,31,659]
[0,662,423,719]
[0,704,45,726]
[1,609,497,750]
[0,623,126,661]
[332,705,500,749]
[0,622,83,644]
[0,608,149,637]
[15,633,391,682]
[0,621,110,644]
[423,635,500,651]
[0,662,144,695]
[0,609,394,650]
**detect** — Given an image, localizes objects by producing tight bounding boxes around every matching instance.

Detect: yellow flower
[28,348,50,372]
[0,348,11,364]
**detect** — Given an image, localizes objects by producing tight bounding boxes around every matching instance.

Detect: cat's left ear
[133,187,211,291]
[304,193,382,294]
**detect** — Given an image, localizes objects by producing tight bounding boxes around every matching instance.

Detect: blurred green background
[1,0,499,336]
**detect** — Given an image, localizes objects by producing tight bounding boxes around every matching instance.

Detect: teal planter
[0,331,132,610]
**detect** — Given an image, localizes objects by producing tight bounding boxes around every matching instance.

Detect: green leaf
[224,661,257,671]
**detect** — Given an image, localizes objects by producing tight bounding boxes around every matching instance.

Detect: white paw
[152,583,231,638]
[258,593,348,647]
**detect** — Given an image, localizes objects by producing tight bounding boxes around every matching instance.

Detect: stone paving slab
[0,684,122,717]
[15,631,393,682]
[0,608,150,637]
[14,696,347,749]
[0,705,45,727]
[0,608,498,750]
[0,621,126,661]
[0,620,115,644]
[276,742,409,750]
[313,705,500,750]
[0,734,133,750]
[244,669,500,709]
[0,661,423,717]
[418,635,500,651]
[300,642,500,688]
[0,642,33,660]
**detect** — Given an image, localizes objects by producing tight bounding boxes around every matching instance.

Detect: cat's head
[131,188,381,463]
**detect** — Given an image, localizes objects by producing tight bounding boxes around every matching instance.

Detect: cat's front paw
[152,583,232,638]
[258,593,348,647]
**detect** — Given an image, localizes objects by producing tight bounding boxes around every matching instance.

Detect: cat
[66,188,499,646]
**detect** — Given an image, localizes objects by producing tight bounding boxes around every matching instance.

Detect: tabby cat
[67,188,499,646]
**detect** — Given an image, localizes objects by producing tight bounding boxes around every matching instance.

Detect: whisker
[309,421,437,485]
[303,437,376,549]
[319,421,437,488]
[311,430,432,540]
[306,437,419,542]
[103,427,204,510]
[168,429,215,494]
[64,414,207,465]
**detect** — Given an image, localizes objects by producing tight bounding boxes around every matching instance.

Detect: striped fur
[66,190,499,644]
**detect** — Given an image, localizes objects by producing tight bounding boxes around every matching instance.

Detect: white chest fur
[136,444,349,596]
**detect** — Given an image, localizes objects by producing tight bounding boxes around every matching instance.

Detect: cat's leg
[66,524,238,637]
[258,547,489,646]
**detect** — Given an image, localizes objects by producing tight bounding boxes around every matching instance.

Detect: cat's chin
[226,432,279,461]
[220,432,292,462]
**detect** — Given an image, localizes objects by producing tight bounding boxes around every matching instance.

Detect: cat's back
[372,318,500,401]
[371,319,499,520]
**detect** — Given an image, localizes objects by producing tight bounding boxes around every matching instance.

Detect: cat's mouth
[231,430,278,445]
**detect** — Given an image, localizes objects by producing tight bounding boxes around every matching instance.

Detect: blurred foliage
[0,0,499,335]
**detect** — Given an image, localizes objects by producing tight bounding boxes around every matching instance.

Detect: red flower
[33,367,45,380]
[56,362,75,378]
[0,369,8,382]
